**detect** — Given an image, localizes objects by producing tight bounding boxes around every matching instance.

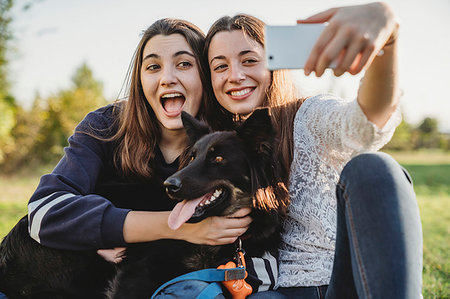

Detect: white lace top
[277,94,401,287]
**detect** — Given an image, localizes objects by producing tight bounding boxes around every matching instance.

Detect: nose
[160,66,177,86]
[228,63,245,83]
[164,177,182,194]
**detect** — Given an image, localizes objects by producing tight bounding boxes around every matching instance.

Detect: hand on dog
[97,247,126,263]
[300,2,398,77]
[184,207,252,246]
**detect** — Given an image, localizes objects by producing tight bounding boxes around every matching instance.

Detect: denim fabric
[326,152,422,299]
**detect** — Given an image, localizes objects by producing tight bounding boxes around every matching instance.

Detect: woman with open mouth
[2,18,252,299]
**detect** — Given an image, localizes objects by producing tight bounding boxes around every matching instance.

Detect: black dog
[0,215,116,298]
[0,109,288,299]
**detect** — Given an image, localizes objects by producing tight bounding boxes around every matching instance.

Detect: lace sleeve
[297,94,401,155]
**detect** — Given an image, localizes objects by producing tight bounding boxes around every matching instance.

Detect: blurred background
[0,0,449,298]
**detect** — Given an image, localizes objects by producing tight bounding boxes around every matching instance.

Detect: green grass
[387,151,450,298]
[0,152,449,298]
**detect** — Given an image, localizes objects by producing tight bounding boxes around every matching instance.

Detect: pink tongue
[168,196,204,230]
[163,98,184,113]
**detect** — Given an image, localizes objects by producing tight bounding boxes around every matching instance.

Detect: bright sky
[9,0,450,132]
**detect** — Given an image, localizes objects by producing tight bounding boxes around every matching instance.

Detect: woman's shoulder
[75,101,124,136]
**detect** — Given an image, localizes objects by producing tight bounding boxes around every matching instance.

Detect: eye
[243,58,258,65]
[213,156,224,163]
[146,64,160,71]
[177,61,193,69]
[213,64,227,72]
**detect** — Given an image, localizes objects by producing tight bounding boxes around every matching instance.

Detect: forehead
[208,30,263,58]
[143,33,193,56]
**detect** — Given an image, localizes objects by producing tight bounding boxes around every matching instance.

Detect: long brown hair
[109,19,208,179]
[204,14,303,183]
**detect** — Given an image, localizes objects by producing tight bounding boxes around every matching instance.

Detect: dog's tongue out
[168,197,204,230]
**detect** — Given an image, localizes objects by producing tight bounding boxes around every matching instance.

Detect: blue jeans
[156,153,423,299]
[252,153,423,299]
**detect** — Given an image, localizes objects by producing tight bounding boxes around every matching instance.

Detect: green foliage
[0,63,107,172]
[0,0,15,164]
[384,117,448,151]
[0,0,13,98]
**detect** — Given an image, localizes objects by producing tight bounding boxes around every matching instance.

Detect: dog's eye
[213,156,224,163]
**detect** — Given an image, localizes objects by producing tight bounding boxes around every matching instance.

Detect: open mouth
[167,187,228,230]
[161,92,185,116]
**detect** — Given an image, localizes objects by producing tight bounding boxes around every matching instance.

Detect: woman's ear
[181,111,211,145]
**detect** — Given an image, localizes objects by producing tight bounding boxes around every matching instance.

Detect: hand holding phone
[264,24,326,70]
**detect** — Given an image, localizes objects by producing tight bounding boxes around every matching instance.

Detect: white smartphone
[264,23,326,70]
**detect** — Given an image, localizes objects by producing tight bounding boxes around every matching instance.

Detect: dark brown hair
[204,14,303,183]
[111,18,208,178]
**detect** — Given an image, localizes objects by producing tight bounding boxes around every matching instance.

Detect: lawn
[0,151,449,298]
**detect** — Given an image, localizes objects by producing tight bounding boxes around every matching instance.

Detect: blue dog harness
[150,267,246,298]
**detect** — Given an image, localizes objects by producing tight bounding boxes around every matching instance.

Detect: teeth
[161,92,183,99]
[205,199,211,205]
[210,195,216,201]
[230,88,252,97]
[213,189,222,197]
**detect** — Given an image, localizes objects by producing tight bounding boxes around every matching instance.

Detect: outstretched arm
[301,2,401,128]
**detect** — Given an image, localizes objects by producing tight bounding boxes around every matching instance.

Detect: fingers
[228,207,252,218]
[97,247,126,263]
[304,25,337,75]
[333,33,369,76]
[207,227,248,245]
[314,28,350,76]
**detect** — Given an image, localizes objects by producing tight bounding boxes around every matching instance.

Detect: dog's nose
[164,177,182,194]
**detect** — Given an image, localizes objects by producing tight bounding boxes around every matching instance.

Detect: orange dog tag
[217,260,252,298]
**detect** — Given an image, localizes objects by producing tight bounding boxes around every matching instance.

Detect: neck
[159,127,188,164]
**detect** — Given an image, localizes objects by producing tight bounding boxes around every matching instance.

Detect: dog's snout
[164,177,182,194]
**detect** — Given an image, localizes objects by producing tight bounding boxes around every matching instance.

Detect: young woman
[205,2,422,298]
[26,18,251,258]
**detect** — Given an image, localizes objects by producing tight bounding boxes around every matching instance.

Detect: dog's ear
[181,111,211,145]
[236,108,274,152]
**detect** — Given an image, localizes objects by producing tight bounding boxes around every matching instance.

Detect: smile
[227,87,255,99]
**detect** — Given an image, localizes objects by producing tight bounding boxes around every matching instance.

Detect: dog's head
[164,109,287,230]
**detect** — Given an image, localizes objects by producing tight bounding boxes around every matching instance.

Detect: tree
[383,118,413,151]
[0,63,108,171]
[415,117,441,149]
[0,0,15,164]
[32,63,108,164]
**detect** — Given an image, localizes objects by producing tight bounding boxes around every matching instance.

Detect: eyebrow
[210,50,255,64]
[143,50,195,62]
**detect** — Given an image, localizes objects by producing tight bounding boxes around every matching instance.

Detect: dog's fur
[0,109,289,299]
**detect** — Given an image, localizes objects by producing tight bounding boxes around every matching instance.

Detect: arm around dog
[123,208,252,245]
